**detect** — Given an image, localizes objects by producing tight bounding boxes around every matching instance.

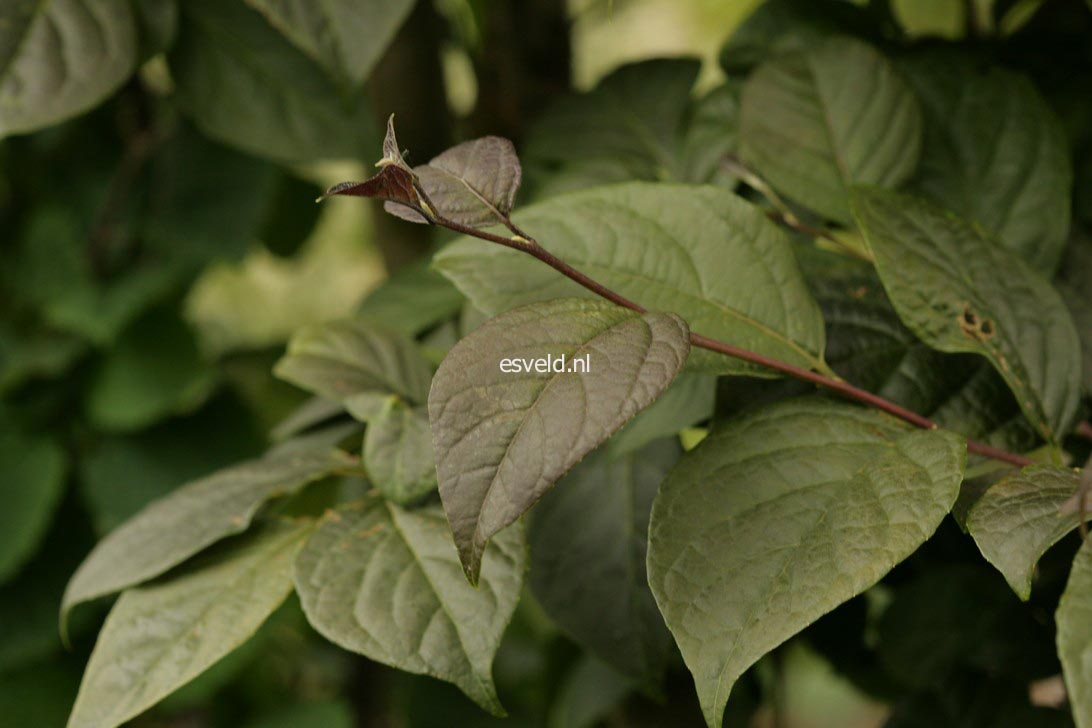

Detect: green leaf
[62,447,349,624]
[1058,231,1092,397]
[168,0,378,163]
[0,324,85,394]
[385,136,523,227]
[430,298,690,583]
[356,259,465,337]
[739,36,922,223]
[530,439,679,684]
[80,395,268,535]
[144,123,278,263]
[67,521,309,728]
[293,498,525,715]
[548,656,632,728]
[901,53,1072,273]
[274,315,433,411]
[646,398,966,727]
[84,306,216,432]
[719,0,875,74]
[434,182,827,376]
[0,428,66,583]
[524,58,701,186]
[813,264,1038,453]
[966,465,1087,600]
[0,0,137,137]
[363,396,436,505]
[242,0,413,87]
[607,373,715,457]
[1057,536,1092,728]
[680,84,739,187]
[851,187,1082,443]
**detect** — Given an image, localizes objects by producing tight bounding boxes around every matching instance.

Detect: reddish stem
[434,216,1035,468]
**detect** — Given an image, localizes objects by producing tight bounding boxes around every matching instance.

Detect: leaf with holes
[67,521,309,728]
[852,188,1082,444]
[647,398,965,727]
[363,396,436,505]
[62,447,350,626]
[434,182,826,376]
[293,498,525,715]
[812,263,1037,454]
[530,439,680,684]
[967,465,1087,600]
[0,0,137,137]
[739,36,921,223]
[430,298,689,583]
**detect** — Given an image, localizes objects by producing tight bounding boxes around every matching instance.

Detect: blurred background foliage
[1,0,1090,726]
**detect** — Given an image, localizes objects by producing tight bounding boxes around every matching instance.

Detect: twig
[425,207,1034,467]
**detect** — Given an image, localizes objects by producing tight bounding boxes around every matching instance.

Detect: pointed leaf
[293,498,525,715]
[67,521,309,728]
[967,465,1087,600]
[355,259,465,337]
[1057,537,1092,728]
[851,187,1082,443]
[385,136,522,227]
[242,0,413,86]
[274,316,433,409]
[524,59,701,184]
[364,396,436,505]
[0,0,137,137]
[430,298,690,583]
[530,440,680,683]
[647,398,965,727]
[434,182,826,375]
[739,36,922,223]
[813,264,1037,453]
[0,429,66,583]
[62,448,349,623]
[901,53,1072,273]
[321,165,427,219]
[168,0,377,163]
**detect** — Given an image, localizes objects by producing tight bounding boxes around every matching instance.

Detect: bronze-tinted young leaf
[320,165,426,219]
[851,187,1082,444]
[967,465,1088,600]
[293,498,525,715]
[385,136,522,227]
[429,298,690,583]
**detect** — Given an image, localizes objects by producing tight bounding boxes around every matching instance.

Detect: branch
[428,211,1035,468]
